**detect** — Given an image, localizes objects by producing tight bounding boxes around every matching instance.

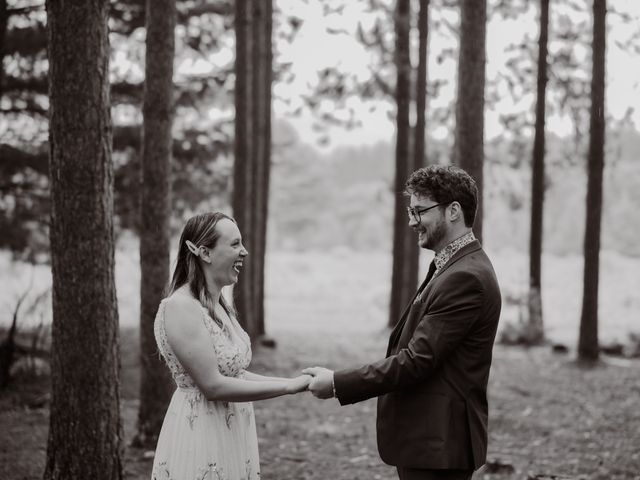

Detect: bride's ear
[199,247,213,264]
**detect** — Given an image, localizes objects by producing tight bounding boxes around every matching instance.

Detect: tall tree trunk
[233,0,273,340]
[233,0,257,337]
[413,0,429,174]
[453,0,486,243]
[388,0,412,327]
[44,1,122,479]
[250,0,272,338]
[135,0,176,447]
[0,0,7,98]
[402,0,430,312]
[0,0,17,383]
[527,0,549,345]
[579,0,606,361]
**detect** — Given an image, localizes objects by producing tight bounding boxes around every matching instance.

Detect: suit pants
[396,467,473,480]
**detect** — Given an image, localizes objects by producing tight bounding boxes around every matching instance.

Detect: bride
[151,212,310,480]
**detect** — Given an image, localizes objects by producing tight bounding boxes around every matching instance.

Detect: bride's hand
[286,374,311,394]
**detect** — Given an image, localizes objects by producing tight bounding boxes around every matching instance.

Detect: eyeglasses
[406,203,448,223]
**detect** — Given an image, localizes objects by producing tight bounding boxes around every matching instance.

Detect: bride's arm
[241,371,297,382]
[164,298,309,402]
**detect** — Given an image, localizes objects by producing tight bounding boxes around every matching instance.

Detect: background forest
[1,0,639,479]
[2,0,639,348]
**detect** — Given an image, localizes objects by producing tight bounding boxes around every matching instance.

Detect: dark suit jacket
[333,240,501,470]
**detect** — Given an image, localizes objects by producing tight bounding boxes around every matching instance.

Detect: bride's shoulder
[163,289,204,326]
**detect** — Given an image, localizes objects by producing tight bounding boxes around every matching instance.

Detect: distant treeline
[268,125,640,257]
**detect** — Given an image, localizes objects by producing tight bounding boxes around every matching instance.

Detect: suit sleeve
[334,271,484,405]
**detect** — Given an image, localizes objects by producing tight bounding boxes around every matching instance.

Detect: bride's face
[209,219,248,287]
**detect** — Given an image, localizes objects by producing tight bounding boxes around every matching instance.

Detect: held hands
[301,366,335,399]
[286,374,312,394]
[284,367,336,399]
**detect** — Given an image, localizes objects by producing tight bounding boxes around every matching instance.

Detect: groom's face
[409,194,447,251]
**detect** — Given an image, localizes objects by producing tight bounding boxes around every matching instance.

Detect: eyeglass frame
[406,202,450,223]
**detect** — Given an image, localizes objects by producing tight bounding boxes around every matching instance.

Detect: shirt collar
[433,231,476,271]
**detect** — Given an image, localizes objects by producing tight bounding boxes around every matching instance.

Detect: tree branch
[4,24,47,57]
[177,1,233,21]
[7,3,44,16]
[0,144,48,175]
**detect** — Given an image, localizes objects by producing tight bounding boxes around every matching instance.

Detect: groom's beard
[419,218,446,251]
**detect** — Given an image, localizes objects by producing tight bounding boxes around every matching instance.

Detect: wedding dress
[151,296,260,480]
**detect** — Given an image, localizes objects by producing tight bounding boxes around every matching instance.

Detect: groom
[304,165,501,480]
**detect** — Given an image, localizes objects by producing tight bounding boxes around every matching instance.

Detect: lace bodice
[154,296,252,389]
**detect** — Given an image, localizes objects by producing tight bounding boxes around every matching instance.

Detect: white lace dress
[151,297,260,480]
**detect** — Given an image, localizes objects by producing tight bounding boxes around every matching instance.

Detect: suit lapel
[387,264,434,354]
[386,241,482,354]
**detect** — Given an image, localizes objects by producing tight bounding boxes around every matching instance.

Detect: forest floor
[1,325,639,480]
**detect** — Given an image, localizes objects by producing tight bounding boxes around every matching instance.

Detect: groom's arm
[334,271,484,405]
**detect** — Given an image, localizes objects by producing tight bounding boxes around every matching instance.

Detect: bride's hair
[168,212,236,324]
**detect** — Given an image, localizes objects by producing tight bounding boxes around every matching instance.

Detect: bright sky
[273,0,640,149]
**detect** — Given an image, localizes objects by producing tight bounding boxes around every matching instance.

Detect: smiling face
[408,194,449,251]
[208,218,248,287]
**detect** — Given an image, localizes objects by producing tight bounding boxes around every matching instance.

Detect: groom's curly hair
[405,165,478,227]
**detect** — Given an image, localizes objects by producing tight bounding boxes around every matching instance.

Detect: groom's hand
[302,366,335,399]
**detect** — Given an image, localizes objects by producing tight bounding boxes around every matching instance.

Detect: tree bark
[44,1,123,479]
[527,0,549,345]
[250,0,272,337]
[232,0,274,339]
[402,0,430,313]
[388,0,412,327]
[579,0,606,361]
[414,0,429,174]
[233,0,257,337]
[0,0,8,98]
[453,0,486,243]
[135,0,176,446]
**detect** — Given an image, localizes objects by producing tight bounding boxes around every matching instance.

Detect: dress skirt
[151,387,260,480]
